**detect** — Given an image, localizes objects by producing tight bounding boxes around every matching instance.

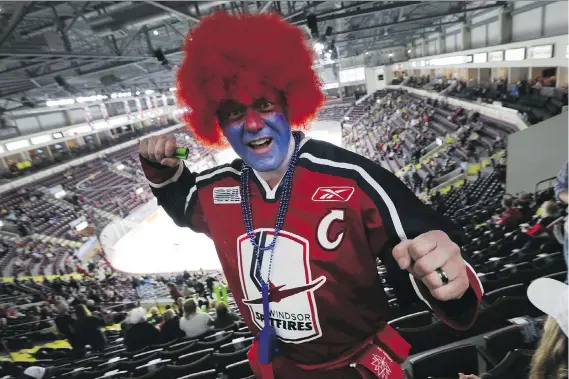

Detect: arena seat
[225,359,254,379]
[195,333,235,350]
[177,369,217,379]
[160,343,200,360]
[483,283,526,304]
[479,325,539,367]
[409,344,480,379]
[212,346,249,371]
[388,311,433,329]
[218,337,254,353]
[397,321,459,354]
[481,349,533,379]
[175,348,214,365]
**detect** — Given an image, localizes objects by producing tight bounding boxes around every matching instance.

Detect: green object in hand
[174,147,189,160]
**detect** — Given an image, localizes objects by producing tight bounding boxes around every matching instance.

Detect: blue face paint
[221,112,292,172]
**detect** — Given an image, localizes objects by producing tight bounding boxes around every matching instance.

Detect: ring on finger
[436,267,450,286]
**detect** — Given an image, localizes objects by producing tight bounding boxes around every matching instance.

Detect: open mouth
[247,137,273,151]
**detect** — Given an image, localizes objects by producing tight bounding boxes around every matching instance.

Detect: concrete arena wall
[506,112,569,194]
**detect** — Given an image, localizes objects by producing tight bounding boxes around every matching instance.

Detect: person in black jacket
[124,307,162,352]
[210,302,240,330]
[160,309,184,343]
[54,301,80,351]
[74,304,106,351]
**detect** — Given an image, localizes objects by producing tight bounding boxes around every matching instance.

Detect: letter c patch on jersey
[317,209,346,251]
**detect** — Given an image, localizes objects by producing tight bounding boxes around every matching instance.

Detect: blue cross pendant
[258,282,278,364]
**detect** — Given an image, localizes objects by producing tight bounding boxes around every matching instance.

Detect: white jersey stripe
[299,152,482,308]
[147,161,185,188]
[300,152,409,241]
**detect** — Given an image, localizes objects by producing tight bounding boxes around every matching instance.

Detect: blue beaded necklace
[239,132,301,280]
[239,132,301,364]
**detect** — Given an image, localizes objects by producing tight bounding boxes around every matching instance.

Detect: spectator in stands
[179,299,212,338]
[522,201,560,237]
[210,302,240,329]
[528,278,567,379]
[534,77,543,92]
[167,282,184,303]
[160,309,184,343]
[175,297,184,317]
[131,277,142,298]
[512,82,519,97]
[411,169,423,194]
[462,278,568,379]
[205,276,216,296]
[124,307,162,351]
[148,307,162,325]
[74,304,106,351]
[16,366,51,379]
[555,161,568,267]
[494,198,522,229]
[54,301,78,350]
[518,193,535,223]
[528,316,568,379]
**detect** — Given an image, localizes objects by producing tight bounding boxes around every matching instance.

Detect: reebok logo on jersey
[312,187,355,202]
[213,186,241,204]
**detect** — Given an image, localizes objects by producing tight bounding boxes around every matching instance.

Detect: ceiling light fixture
[153,30,159,36]
[145,89,155,95]
[46,99,75,107]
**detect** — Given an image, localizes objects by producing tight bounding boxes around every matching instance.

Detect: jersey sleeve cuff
[410,261,483,330]
[139,155,184,187]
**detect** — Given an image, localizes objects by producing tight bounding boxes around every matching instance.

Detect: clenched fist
[392,230,469,301]
[139,135,179,168]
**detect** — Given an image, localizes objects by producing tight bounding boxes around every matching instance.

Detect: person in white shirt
[179,299,212,338]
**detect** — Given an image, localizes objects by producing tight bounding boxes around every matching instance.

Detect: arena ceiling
[0,0,509,110]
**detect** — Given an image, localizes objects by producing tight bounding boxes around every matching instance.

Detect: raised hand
[139,135,178,168]
[392,230,469,301]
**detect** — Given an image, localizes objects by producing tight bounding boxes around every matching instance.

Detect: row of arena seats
[404,76,568,125]
[343,88,511,197]
[315,101,352,121]
[3,318,256,379]
[1,123,179,183]
[0,126,219,281]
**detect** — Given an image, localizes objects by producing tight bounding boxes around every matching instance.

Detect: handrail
[534,176,557,196]
[459,193,504,213]
[4,301,139,329]
[0,294,32,303]
[7,318,56,330]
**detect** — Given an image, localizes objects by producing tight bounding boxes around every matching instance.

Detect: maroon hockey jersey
[141,134,483,377]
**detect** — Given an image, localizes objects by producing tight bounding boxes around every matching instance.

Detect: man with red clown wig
[139,12,483,379]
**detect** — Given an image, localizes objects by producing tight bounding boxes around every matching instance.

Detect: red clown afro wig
[176,12,325,147]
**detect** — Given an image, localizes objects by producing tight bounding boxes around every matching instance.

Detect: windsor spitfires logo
[237,229,327,344]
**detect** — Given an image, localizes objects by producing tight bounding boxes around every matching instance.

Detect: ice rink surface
[107,121,342,274]
[110,207,220,273]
